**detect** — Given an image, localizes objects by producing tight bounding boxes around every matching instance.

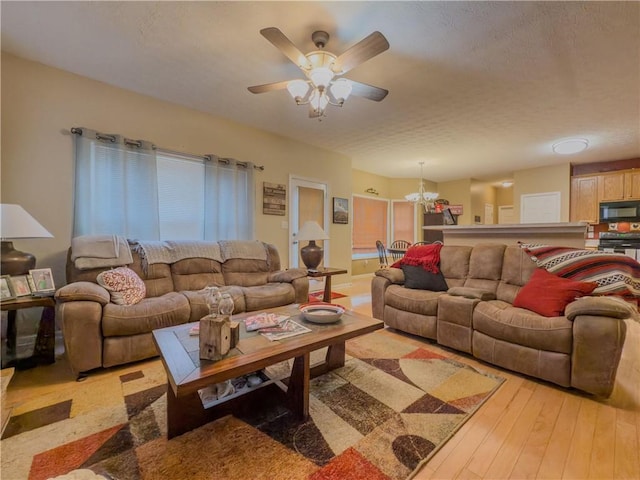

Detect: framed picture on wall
[333,197,349,224]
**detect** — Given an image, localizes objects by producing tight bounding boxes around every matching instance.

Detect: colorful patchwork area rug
[1,331,504,480]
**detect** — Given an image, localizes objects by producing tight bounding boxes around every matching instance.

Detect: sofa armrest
[55,281,110,305]
[446,287,496,301]
[374,267,404,284]
[268,268,308,283]
[565,296,637,321]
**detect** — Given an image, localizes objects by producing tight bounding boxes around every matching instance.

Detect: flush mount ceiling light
[501,181,514,188]
[248,28,389,119]
[552,138,589,155]
[405,162,439,213]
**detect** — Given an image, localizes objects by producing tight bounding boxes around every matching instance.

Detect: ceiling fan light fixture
[287,79,311,103]
[309,89,329,113]
[309,67,334,88]
[329,79,352,104]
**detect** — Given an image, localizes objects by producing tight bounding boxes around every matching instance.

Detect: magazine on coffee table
[244,312,289,332]
[259,318,312,341]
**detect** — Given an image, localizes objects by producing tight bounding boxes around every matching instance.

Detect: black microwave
[599,201,640,223]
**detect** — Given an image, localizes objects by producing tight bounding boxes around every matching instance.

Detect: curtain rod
[70,127,265,171]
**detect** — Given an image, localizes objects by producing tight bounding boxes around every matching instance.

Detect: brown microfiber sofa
[372,243,635,397]
[55,240,308,377]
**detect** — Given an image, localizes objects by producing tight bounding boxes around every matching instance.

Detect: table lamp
[296,221,329,270]
[1,204,53,275]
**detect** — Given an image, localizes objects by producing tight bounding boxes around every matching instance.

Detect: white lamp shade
[329,79,352,102]
[309,89,329,112]
[296,221,329,241]
[309,67,334,88]
[1,204,53,239]
[287,79,311,100]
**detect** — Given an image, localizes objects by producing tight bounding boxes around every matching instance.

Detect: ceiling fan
[248,27,390,118]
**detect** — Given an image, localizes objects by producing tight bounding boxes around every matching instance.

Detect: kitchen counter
[423,222,589,247]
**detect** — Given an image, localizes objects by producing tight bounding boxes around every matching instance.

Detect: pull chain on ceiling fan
[248,27,390,119]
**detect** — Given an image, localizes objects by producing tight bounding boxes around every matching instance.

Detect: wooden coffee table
[152,304,383,438]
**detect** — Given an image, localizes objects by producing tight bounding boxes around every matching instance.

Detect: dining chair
[389,239,411,260]
[376,240,389,268]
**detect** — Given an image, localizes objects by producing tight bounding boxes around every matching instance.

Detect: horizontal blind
[353,196,388,254]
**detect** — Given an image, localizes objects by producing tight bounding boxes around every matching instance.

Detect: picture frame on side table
[8,275,32,297]
[29,268,56,295]
[0,275,15,301]
[333,197,349,224]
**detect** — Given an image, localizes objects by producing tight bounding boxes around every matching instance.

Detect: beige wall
[1,53,353,286]
[435,178,472,225]
[513,164,571,223]
[496,185,514,206]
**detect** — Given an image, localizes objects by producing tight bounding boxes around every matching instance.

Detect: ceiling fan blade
[349,80,389,102]
[260,27,312,70]
[332,31,389,74]
[247,80,291,94]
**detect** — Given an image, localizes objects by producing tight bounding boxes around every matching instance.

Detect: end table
[1,295,56,369]
[307,267,347,303]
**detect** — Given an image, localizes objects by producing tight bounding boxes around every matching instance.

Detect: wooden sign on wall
[263,182,286,216]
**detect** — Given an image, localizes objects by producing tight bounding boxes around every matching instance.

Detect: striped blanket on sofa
[520,244,640,298]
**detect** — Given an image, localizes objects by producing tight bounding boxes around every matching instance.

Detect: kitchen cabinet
[624,170,640,199]
[598,170,640,201]
[570,175,598,223]
[570,169,640,224]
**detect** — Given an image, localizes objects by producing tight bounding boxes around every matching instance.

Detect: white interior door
[498,205,515,224]
[289,176,329,269]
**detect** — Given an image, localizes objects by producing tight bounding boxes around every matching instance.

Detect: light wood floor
[4,276,639,479]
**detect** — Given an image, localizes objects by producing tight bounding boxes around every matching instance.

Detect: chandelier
[405,162,439,212]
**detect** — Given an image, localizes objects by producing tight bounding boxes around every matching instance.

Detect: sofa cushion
[171,258,225,292]
[243,283,296,311]
[97,267,146,306]
[513,268,597,317]
[473,300,574,354]
[182,286,246,322]
[401,265,448,291]
[385,284,443,316]
[102,292,190,337]
[440,246,472,286]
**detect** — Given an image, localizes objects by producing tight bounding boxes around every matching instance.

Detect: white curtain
[73,129,256,242]
[204,156,255,241]
[73,129,160,239]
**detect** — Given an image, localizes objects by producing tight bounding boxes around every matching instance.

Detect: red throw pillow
[514,268,598,317]
[391,243,442,273]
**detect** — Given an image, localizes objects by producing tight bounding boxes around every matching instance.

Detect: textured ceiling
[2,1,639,183]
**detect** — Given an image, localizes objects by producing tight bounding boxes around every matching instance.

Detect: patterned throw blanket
[520,243,640,298]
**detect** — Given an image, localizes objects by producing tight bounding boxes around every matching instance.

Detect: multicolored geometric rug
[308,291,347,302]
[1,331,504,480]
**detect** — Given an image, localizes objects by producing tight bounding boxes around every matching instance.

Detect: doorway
[289,176,329,269]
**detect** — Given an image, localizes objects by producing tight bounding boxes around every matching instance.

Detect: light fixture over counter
[405,162,439,213]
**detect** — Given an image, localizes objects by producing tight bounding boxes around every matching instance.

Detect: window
[73,131,255,241]
[392,200,416,244]
[352,195,389,257]
[157,153,206,239]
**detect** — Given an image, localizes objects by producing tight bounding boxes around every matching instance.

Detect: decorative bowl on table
[299,302,345,324]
